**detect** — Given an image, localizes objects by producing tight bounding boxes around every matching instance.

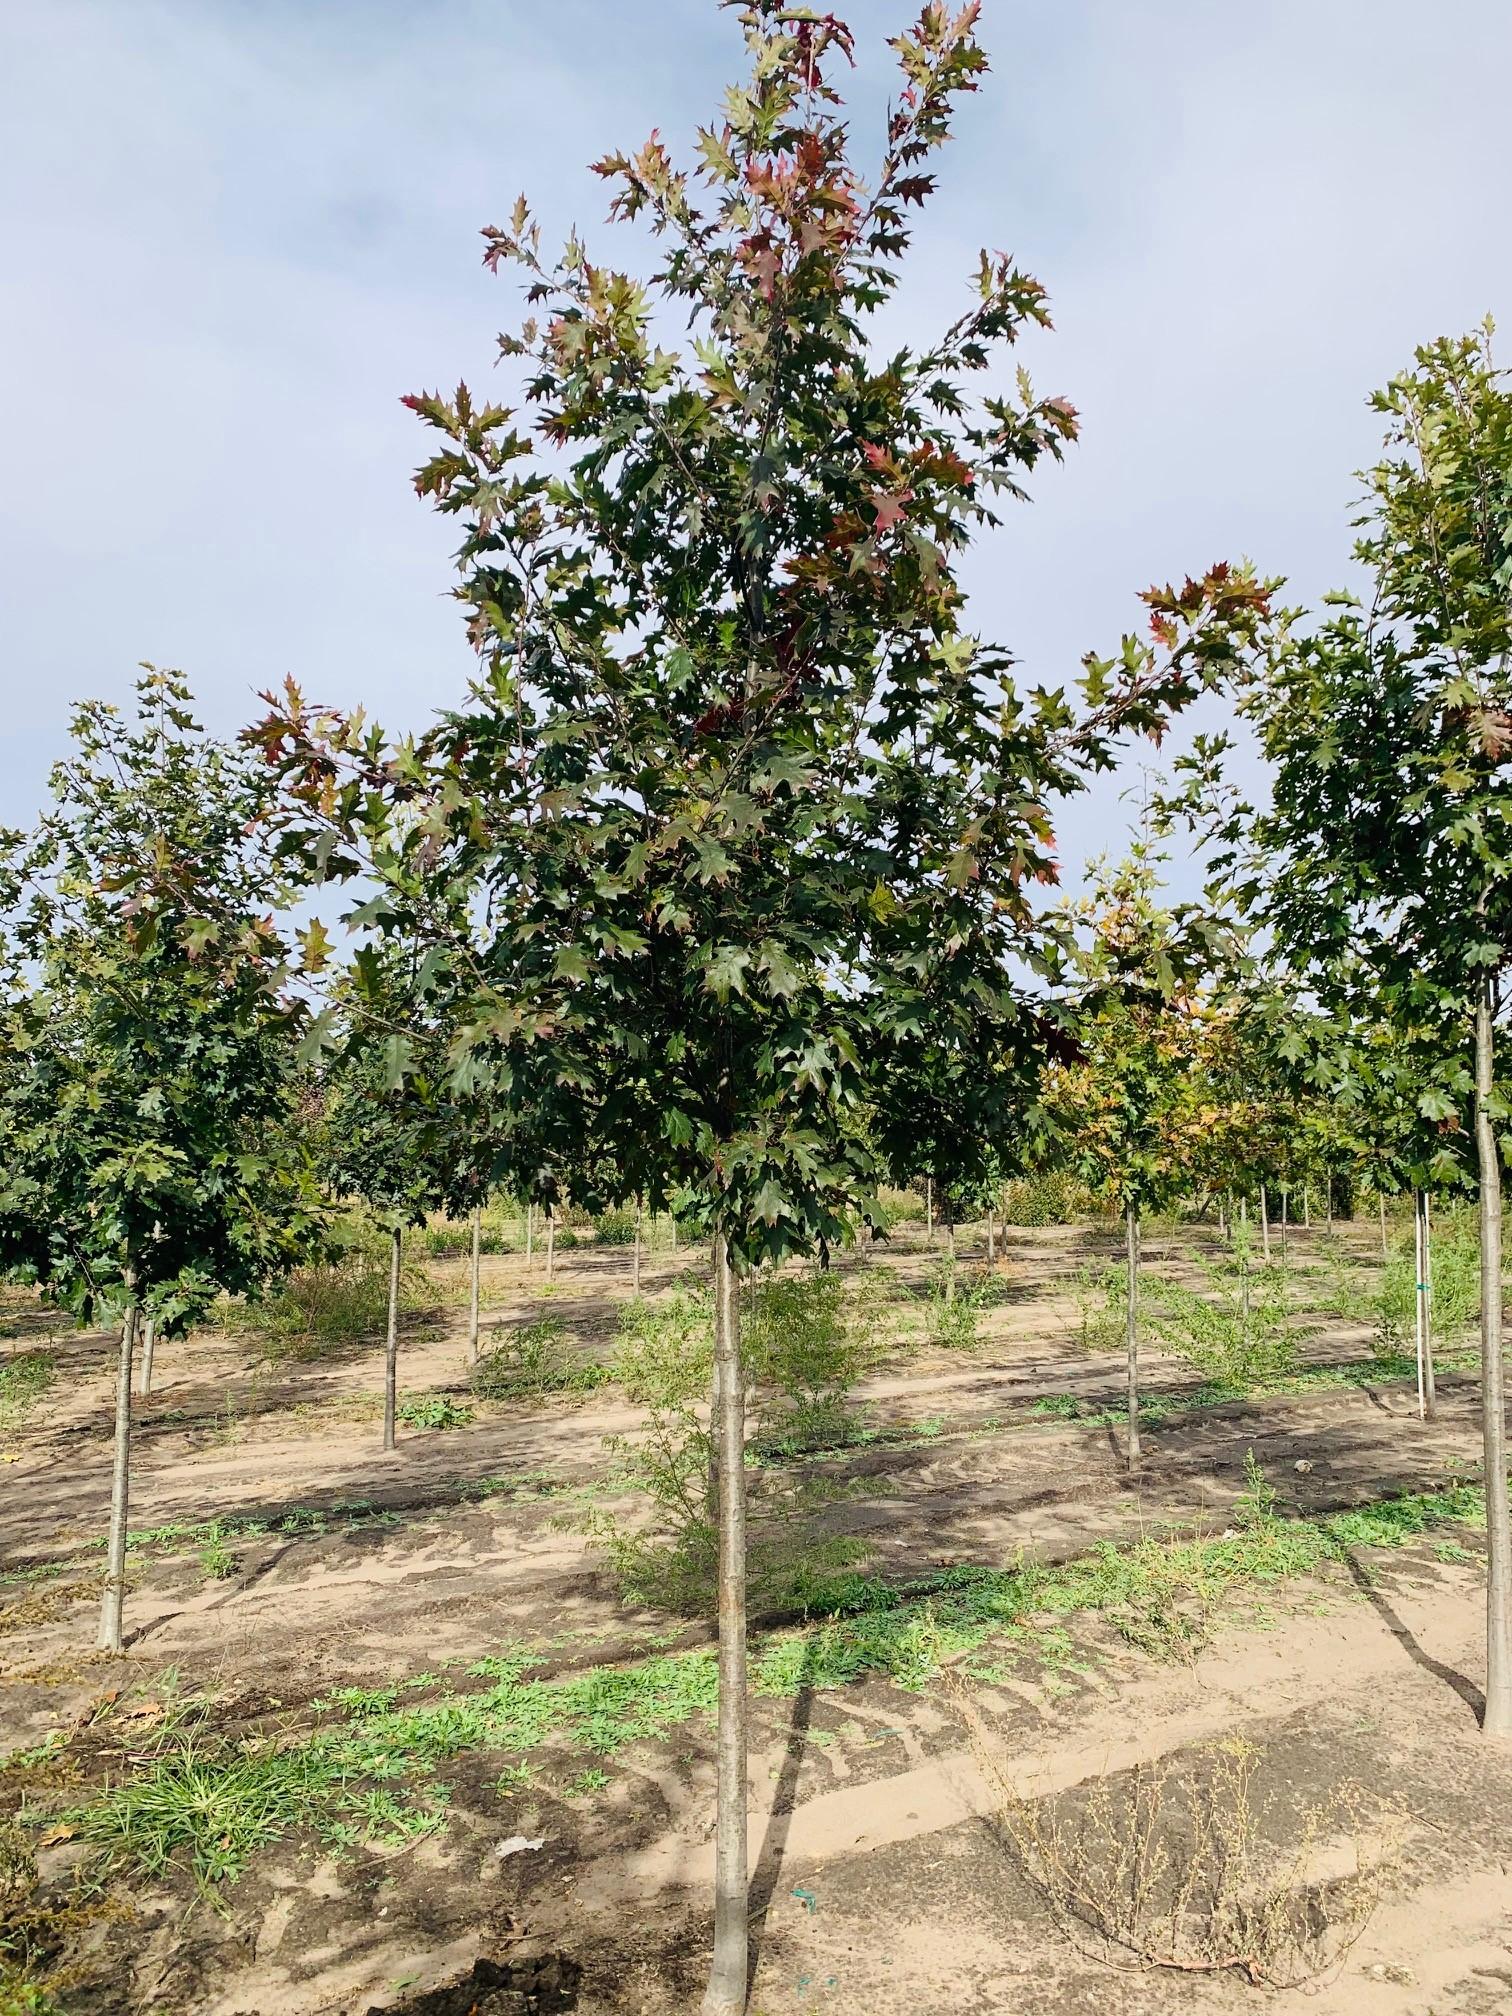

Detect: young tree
[1194,324,1512,1735]
[254,7,1269,1999]
[316,952,497,1447]
[0,671,325,1652]
[1053,847,1225,1467]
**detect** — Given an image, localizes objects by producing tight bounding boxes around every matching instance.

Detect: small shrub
[396,1392,475,1430]
[926,1263,1000,1351]
[0,1353,54,1434]
[593,1207,640,1246]
[471,1320,608,1403]
[198,1524,238,1582]
[1144,1261,1299,1391]
[1000,1171,1104,1227]
[220,1224,436,1357]
[746,1271,883,1455]
[873,1186,925,1230]
[595,1291,867,1614]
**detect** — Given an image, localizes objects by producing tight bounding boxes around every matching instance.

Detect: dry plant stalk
[950,1678,1399,1988]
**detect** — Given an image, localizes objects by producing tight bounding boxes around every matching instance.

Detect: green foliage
[926,1262,1000,1351]
[197,1524,238,1582]
[71,1727,443,1890]
[255,6,1270,1265]
[1142,1260,1300,1390]
[1377,1211,1481,1347]
[873,1187,925,1230]
[395,1393,475,1431]
[1188,324,1512,1176]
[746,1270,883,1455]
[470,1318,608,1402]
[0,670,327,1330]
[593,1207,640,1246]
[999,1170,1102,1226]
[217,1220,436,1355]
[0,1354,53,1435]
[421,1205,518,1258]
[594,1294,716,1608]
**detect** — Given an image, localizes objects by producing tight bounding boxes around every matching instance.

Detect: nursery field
[5,1212,1512,2016]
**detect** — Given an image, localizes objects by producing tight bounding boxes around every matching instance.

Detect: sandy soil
[3,1219,1510,2015]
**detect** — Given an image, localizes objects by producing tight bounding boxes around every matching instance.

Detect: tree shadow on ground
[1342,1549,1484,1723]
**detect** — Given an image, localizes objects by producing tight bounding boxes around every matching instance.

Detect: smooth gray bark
[702,1231,749,2014]
[468,1206,482,1361]
[633,1198,643,1296]
[99,1299,139,1652]
[383,1225,401,1452]
[137,1316,156,1399]
[1125,1204,1141,1472]
[1475,980,1512,1737]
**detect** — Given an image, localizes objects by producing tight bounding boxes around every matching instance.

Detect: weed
[0,1355,54,1436]
[471,1319,607,1403]
[565,1768,610,1796]
[219,1220,437,1358]
[593,1208,639,1246]
[197,1525,238,1582]
[746,1271,883,1456]
[396,1393,475,1431]
[1000,1172,1104,1226]
[926,1263,999,1351]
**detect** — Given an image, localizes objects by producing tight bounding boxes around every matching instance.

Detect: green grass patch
[55,1470,1493,1896]
[395,1393,474,1431]
[0,1353,54,1434]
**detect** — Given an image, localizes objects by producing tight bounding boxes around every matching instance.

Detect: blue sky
[4,0,1511,884]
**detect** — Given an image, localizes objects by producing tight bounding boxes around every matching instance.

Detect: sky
[4,0,1511,889]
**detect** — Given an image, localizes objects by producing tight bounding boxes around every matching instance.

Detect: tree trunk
[383,1225,401,1452]
[1280,1184,1289,1266]
[137,1316,156,1399]
[1239,1197,1250,1329]
[1325,1176,1333,1230]
[1475,979,1512,1737]
[925,1176,934,1246]
[703,1230,749,2016]
[1259,1186,1271,1264]
[1414,1187,1438,1422]
[986,1207,996,1268]
[546,1207,556,1284]
[633,1198,643,1296]
[1303,1183,1311,1229]
[98,1298,139,1653]
[525,1199,534,1266]
[1125,1204,1141,1472]
[1379,1191,1389,1261]
[468,1206,482,1362]
[1422,1189,1437,1419]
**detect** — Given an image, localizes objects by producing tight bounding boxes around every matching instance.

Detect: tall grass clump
[217,1219,436,1358]
[746,1270,884,1455]
[470,1317,609,1402]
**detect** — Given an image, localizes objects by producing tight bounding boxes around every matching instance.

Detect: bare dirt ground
[4,1219,1511,2015]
